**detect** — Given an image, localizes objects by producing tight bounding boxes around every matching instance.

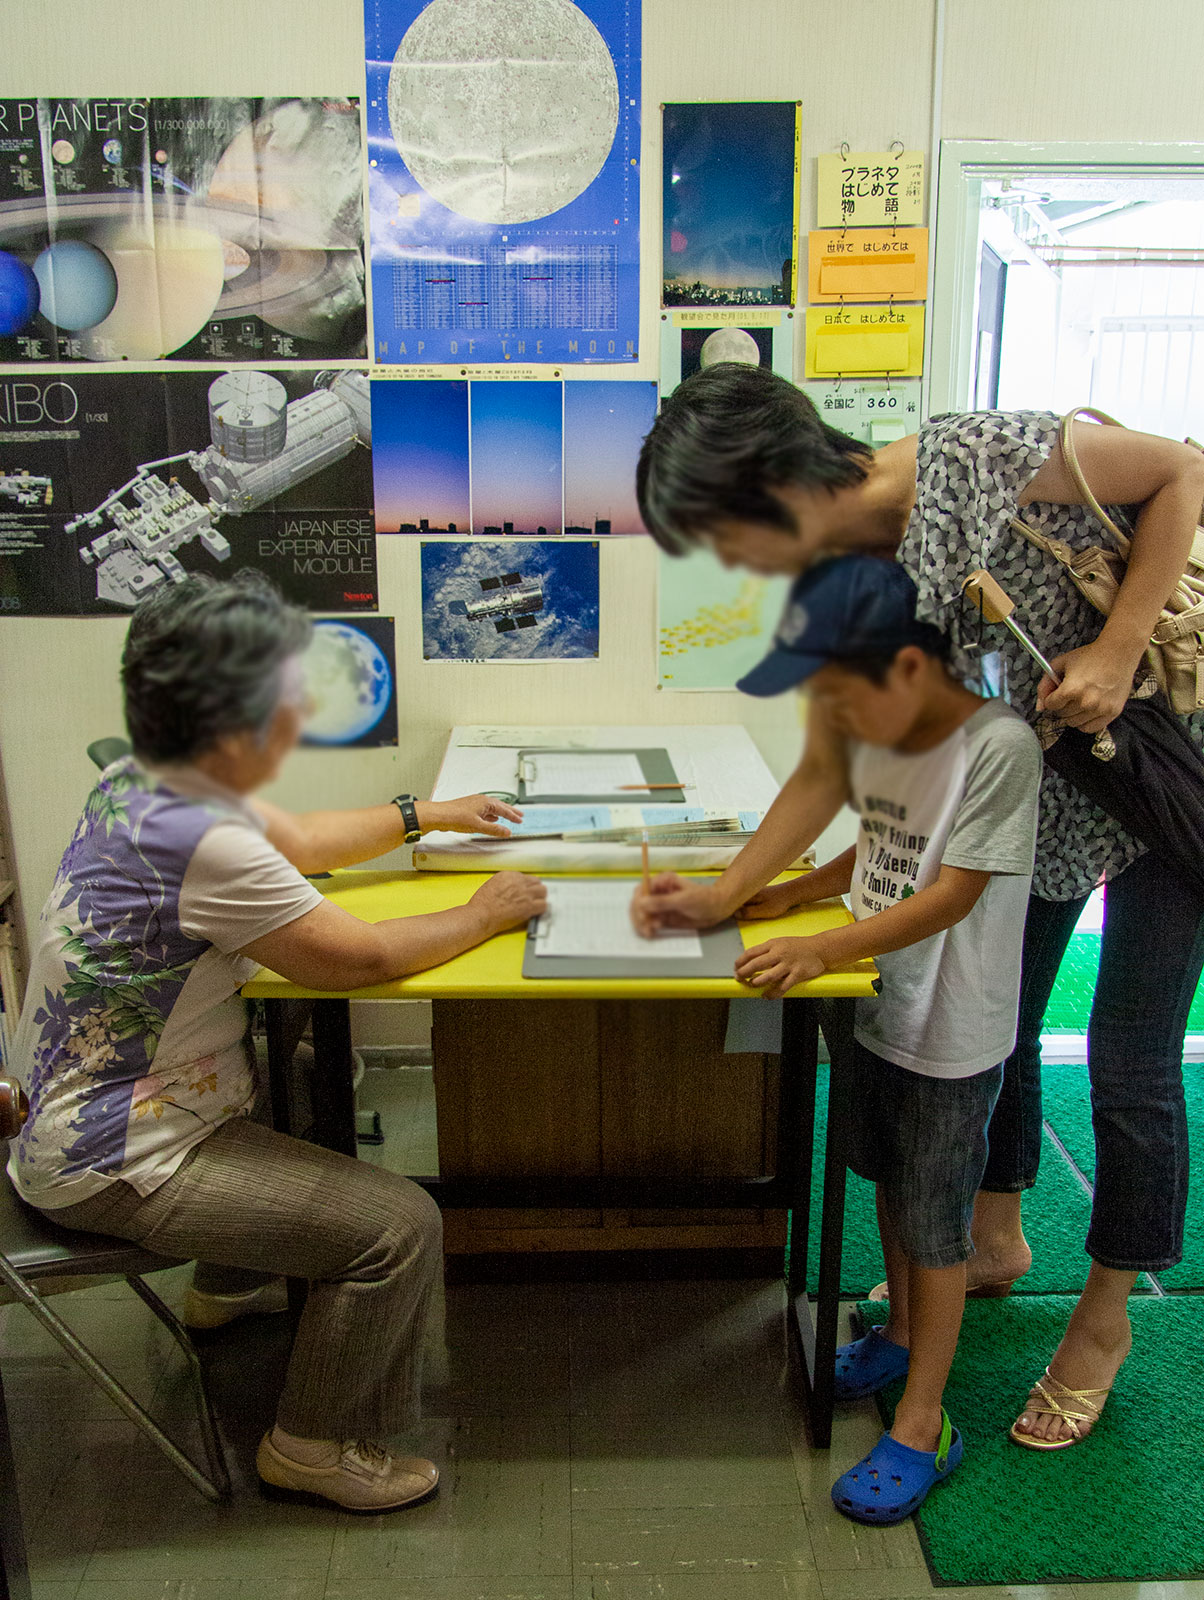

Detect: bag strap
[1058,407,1132,553]
[1009,514,1076,567]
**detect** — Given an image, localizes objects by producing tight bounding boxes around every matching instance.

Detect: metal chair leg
[0,1258,231,1503]
[125,1275,232,1500]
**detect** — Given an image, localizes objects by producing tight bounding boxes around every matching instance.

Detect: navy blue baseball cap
[736,555,942,698]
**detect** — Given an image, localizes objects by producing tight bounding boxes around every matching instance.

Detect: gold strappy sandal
[1009,1366,1112,1451]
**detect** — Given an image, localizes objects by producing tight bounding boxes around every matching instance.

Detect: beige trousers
[44,1116,443,1439]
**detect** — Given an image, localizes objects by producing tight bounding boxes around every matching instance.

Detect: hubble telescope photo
[420,539,599,661]
[447,571,545,633]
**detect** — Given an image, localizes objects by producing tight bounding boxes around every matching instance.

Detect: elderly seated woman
[6,572,546,1512]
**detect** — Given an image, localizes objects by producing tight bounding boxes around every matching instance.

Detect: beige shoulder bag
[1010,406,1204,714]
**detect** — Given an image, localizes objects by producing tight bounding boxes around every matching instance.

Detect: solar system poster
[0,97,367,364]
[364,0,640,364]
[420,538,600,661]
[0,368,377,618]
[371,377,656,535]
[662,102,801,308]
[301,615,398,748]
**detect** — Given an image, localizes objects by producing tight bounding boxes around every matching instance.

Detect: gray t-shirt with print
[849,699,1041,1079]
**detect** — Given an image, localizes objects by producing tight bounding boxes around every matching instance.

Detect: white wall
[4,0,1204,1040]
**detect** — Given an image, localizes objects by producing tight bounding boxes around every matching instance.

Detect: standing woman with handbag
[635,364,1204,1449]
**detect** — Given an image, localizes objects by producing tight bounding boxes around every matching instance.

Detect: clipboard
[516,747,686,805]
[521,877,744,980]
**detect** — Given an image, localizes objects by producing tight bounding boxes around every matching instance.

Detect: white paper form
[523,752,646,794]
[534,880,703,960]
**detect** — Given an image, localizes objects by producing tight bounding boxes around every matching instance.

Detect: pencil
[616,783,695,791]
[641,829,651,893]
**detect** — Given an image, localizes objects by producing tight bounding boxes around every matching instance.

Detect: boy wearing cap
[632,554,1041,1524]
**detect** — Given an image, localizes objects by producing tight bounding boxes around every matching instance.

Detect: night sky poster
[662,102,800,308]
[364,0,641,364]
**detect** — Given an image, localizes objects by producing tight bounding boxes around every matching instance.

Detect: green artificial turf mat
[1047,930,1204,1032]
[858,1294,1204,1585]
[1041,1060,1204,1291]
[803,1067,1094,1295]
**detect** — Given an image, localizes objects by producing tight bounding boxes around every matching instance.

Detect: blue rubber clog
[831,1410,963,1525]
[833,1325,910,1400]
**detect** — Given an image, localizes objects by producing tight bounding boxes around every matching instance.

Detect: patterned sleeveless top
[899,410,1204,901]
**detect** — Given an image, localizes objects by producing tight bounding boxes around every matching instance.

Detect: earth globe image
[0,251,39,336]
[32,239,118,331]
[302,620,394,745]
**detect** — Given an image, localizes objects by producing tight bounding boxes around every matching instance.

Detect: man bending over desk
[8,572,546,1513]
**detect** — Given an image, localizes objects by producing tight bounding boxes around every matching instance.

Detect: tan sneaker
[181,1278,290,1330]
[256,1434,439,1513]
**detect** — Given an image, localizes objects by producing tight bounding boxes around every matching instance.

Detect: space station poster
[364,0,640,364]
[0,369,377,617]
[662,102,801,308]
[371,377,656,536]
[0,97,366,363]
[302,615,398,748]
[420,538,599,661]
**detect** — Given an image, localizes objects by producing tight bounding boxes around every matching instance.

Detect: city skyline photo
[662,101,799,306]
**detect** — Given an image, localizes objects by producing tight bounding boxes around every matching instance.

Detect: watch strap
[392,793,421,844]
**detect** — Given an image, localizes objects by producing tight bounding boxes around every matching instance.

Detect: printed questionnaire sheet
[535,880,702,960]
[524,752,646,794]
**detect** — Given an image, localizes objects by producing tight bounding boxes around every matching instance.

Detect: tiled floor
[4,1067,1200,1600]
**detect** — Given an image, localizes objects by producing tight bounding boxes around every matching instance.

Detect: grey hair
[121,571,312,763]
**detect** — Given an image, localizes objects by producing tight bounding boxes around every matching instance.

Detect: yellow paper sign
[804,305,925,379]
[808,229,928,302]
[816,151,925,228]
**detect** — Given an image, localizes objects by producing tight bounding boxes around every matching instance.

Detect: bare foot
[890,1403,942,1453]
[966,1234,1032,1294]
[1011,1313,1131,1446]
[867,1234,1031,1303]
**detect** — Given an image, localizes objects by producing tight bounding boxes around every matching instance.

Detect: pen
[641,829,651,893]
[616,783,695,791]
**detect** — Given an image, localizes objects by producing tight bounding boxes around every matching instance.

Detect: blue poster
[364,0,640,365]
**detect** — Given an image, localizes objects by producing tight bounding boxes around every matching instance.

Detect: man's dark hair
[636,364,874,554]
[122,571,312,763]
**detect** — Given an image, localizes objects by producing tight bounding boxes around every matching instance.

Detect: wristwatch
[391,793,422,844]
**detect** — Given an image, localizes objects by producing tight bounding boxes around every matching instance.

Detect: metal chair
[0,1078,230,1505]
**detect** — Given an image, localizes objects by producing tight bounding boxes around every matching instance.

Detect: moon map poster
[0,97,366,364]
[0,369,377,617]
[662,101,800,308]
[302,615,398,748]
[371,377,656,535]
[364,0,640,365]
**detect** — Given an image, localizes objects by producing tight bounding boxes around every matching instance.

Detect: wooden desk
[244,871,876,1446]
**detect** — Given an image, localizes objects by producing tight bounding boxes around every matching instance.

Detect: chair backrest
[0,1079,26,1141]
[86,736,132,771]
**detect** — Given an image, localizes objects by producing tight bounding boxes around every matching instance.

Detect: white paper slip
[534,879,703,960]
[523,752,646,794]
